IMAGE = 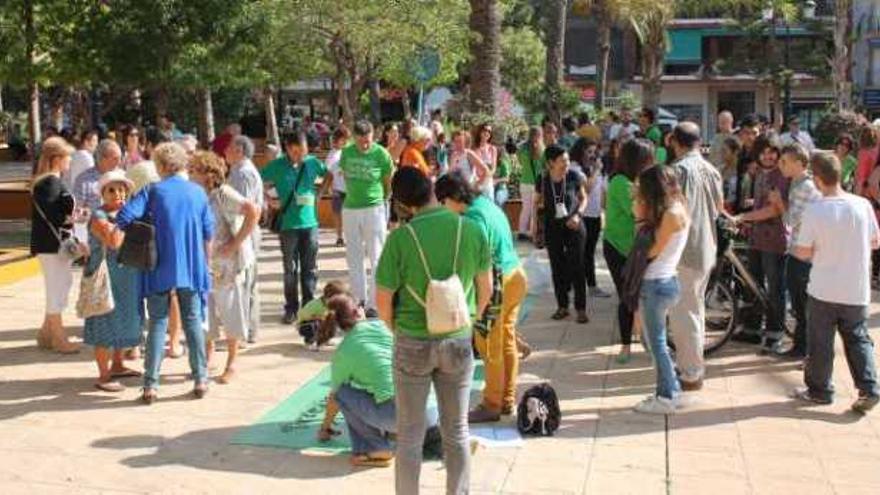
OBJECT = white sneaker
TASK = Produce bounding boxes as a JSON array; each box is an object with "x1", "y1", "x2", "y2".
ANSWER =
[
  {"x1": 589, "y1": 287, "x2": 612, "y2": 298},
  {"x1": 634, "y1": 395, "x2": 676, "y2": 415}
]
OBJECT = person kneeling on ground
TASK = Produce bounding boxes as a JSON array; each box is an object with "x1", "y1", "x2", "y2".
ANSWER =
[
  {"x1": 316, "y1": 293, "x2": 440, "y2": 467},
  {"x1": 297, "y1": 280, "x2": 349, "y2": 350}
]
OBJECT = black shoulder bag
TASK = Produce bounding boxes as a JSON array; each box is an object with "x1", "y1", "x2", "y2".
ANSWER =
[
  {"x1": 270, "y1": 164, "x2": 305, "y2": 234},
  {"x1": 118, "y1": 187, "x2": 157, "y2": 271}
]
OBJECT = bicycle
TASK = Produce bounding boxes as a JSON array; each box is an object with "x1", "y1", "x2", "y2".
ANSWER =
[{"x1": 703, "y1": 217, "x2": 795, "y2": 355}]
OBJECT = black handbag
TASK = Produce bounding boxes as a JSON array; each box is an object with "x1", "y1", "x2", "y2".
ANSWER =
[
  {"x1": 269, "y1": 163, "x2": 305, "y2": 234},
  {"x1": 118, "y1": 187, "x2": 157, "y2": 270}
]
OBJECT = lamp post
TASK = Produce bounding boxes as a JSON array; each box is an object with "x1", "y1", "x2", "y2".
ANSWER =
[{"x1": 784, "y1": 20, "x2": 792, "y2": 122}]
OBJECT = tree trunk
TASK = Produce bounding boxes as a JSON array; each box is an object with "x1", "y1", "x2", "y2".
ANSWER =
[
  {"x1": 832, "y1": 0, "x2": 854, "y2": 112},
  {"x1": 402, "y1": 90, "x2": 412, "y2": 120},
  {"x1": 49, "y1": 87, "x2": 65, "y2": 132},
  {"x1": 154, "y1": 86, "x2": 169, "y2": 124},
  {"x1": 24, "y1": 0, "x2": 40, "y2": 154},
  {"x1": 196, "y1": 87, "x2": 215, "y2": 149},
  {"x1": 544, "y1": 0, "x2": 567, "y2": 127},
  {"x1": 640, "y1": 17, "x2": 667, "y2": 112},
  {"x1": 595, "y1": 3, "x2": 612, "y2": 111},
  {"x1": 69, "y1": 87, "x2": 91, "y2": 135},
  {"x1": 368, "y1": 79, "x2": 382, "y2": 123},
  {"x1": 264, "y1": 87, "x2": 279, "y2": 146},
  {"x1": 468, "y1": 0, "x2": 502, "y2": 116}
]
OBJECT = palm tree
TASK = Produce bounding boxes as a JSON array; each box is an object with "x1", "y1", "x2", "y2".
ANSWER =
[
  {"x1": 573, "y1": 0, "x2": 624, "y2": 111},
  {"x1": 831, "y1": 0, "x2": 853, "y2": 112},
  {"x1": 468, "y1": 0, "x2": 502, "y2": 116},
  {"x1": 628, "y1": 2, "x2": 675, "y2": 112},
  {"x1": 544, "y1": 0, "x2": 568, "y2": 126}
]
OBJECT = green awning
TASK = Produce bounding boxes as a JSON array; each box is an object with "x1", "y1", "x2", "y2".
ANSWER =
[{"x1": 667, "y1": 30, "x2": 703, "y2": 63}]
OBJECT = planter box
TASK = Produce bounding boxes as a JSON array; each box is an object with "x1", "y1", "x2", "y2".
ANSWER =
[{"x1": 0, "y1": 181, "x2": 31, "y2": 220}]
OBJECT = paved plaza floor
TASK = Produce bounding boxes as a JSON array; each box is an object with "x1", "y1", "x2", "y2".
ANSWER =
[{"x1": 2, "y1": 231, "x2": 880, "y2": 494}]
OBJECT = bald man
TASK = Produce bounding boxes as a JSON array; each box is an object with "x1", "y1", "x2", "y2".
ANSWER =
[
  {"x1": 709, "y1": 111, "x2": 735, "y2": 169},
  {"x1": 669, "y1": 122, "x2": 724, "y2": 391}
]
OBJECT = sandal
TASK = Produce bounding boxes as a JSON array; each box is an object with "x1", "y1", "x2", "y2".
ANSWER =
[
  {"x1": 576, "y1": 311, "x2": 590, "y2": 324},
  {"x1": 141, "y1": 388, "x2": 157, "y2": 405},
  {"x1": 94, "y1": 380, "x2": 125, "y2": 393},
  {"x1": 351, "y1": 452, "x2": 393, "y2": 468},
  {"x1": 110, "y1": 368, "x2": 142, "y2": 379},
  {"x1": 166, "y1": 346, "x2": 186, "y2": 359},
  {"x1": 551, "y1": 308, "x2": 570, "y2": 320},
  {"x1": 193, "y1": 383, "x2": 209, "y2": 399}
]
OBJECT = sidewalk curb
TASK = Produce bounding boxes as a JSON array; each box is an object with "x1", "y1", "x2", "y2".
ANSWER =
[{"x1": 0, "y1": 253, "x2": 40, "y2": 286}]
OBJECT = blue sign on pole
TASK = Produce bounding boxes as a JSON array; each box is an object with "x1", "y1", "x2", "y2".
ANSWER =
[{"x1": 408, "y1": 48, "x2": 440, "y2": 124}]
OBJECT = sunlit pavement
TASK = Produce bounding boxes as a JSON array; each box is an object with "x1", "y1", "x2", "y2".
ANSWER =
[{"x1": 2, "y1": 230, "x2": 880, "y2": 494}]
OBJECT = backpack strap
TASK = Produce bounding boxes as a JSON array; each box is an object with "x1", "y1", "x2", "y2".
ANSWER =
[
  {"x1": 404, "y1": 223, "x2": 431, "y2": 308},
  {"x1": 452, "y1": 216, "x2": 462, "y2": 272}
]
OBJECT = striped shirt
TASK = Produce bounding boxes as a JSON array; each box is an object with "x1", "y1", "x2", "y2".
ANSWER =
[{"x1": 784, "y1": 174, "x2": 822, "y2": 254}]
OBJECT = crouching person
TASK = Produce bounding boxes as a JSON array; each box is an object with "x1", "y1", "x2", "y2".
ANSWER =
[{"x1": 317, "y1": 293, "x2": 439, "y2": 467}]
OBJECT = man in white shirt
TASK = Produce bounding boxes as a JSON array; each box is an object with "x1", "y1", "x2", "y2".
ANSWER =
[
  {"x1": 791, "y1": 152, "x2": 880, "y2": 414},
  {"x1": 780, "y1": 116, "x2": 815, "y2": 153},
  {"x1": 64, "y1": 129, "x2": 99, "y2": 192},
  {"x1": 609, "y1": 109, "x2": 641, "y2": 141}
]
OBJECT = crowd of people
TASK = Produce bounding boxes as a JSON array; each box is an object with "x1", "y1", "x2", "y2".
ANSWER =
[{"x1": 25, "y1": 103, "x2": 880, "y2": 494}]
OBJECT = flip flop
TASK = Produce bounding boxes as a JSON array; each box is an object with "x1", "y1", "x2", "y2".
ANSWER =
[
  {"x1": 351, "y1": 453, "x2": 393, "y2": 468},
  {"x1": 110, "y1": 368, "x2": 142, "y2": 379},
  {"x1": 94, "y1": 381, "x2": 125, "y2": 393}
]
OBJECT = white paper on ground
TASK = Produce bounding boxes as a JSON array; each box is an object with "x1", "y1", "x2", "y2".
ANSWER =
[{"x1": 469, "y1": 426, "x2": 524, "y2": 448}]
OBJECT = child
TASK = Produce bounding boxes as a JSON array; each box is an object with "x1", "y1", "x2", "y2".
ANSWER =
[{"x1": 297, "y1": 280, "x2": 349, "y2": 350}]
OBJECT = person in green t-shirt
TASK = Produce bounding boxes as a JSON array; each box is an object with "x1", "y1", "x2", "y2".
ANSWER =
[
  {"x1": 516, "y1": 126, "x2": 546, "y2": 239},
  {"x1": 338, "y1": 121, "x2": 395, "y2": 311},
  {"x1": 375, "y1": 168, "x2": 492, "y2": 493},
  {"x1": 835, "y1": 133, "x2": 858, "y2": 191},
  {"x1": 640, "y1": 108, "x2": 668, "y2": 165},
  {"x1": 436, "y1": 171, "x2": 528, "y2": 423},
  {"x1": 296, "y1": 280, "x2": 348, "y2": 349},
  {"x1": 603, "y1": 138, "x2": 656, "y2": 364},
  {"x1": 260, "y1": 131, "x2": 328, "y2": 324},
  {"x1": 494, "y1": 143, "x2": 513, "y2": 206},
  {"x1": 315, "y1": 293, "x2": 439, "y2": 467}
]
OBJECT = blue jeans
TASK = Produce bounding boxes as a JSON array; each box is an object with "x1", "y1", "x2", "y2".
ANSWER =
[
  {"x1": 144, "y1": 289, "x2": 207, "y2": 390},
  {"x1": 335, "y1": 384, "x2": 438, "y2": 455},
  {"x1": 394, "y1": 335, "x2": 473, "y2": 495},
  {"x1": 279, "y1": 227, "x2": 318, "y2": 314},
  {"x1": 805, "y1": 297, "x2": 879, "y2": 401},
  {"x1": 640, "y1": 277, "x2": 682, "y2": 400}
]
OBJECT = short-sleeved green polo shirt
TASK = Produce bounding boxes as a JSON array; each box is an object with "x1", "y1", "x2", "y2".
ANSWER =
[{"x1": 260, "y1": 155, "x2": 326, "y2": 230}]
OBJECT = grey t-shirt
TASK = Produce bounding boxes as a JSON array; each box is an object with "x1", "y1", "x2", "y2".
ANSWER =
[{"x1": 673, "y1": 150, "x2": 723, "y2": 273}]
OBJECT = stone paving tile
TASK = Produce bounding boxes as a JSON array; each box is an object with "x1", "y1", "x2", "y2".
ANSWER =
[{"x1": 3, "y1": 231, "x2": 880, "y2": 493}]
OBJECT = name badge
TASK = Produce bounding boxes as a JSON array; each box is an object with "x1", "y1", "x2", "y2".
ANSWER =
[
  {"x1": 555, "y1": 202, "x2": 569, "y2": 219},
  {"x1": 295, "y1": 193, "x2": 315, "y2": 206}
]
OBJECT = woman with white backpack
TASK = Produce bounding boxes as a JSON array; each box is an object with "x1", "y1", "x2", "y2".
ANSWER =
[{"x1": 375, "y1": 167, "x2": 492, "y2": 495}]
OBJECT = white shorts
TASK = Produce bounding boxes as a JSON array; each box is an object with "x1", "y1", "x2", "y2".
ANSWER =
[
  {"x1": 208, "y1": 271, "x2": 249, "y2": 341},
  {"x1": 37, "y1": 253, "x2": 74, "y2": 314}
]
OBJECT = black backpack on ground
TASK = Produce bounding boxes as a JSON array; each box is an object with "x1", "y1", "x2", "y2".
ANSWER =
[{"x1": 516, "y1": 383, "x2": 561, "y2": 436}]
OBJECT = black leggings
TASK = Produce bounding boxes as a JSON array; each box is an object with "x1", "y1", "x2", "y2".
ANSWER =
[
  {"x1": 546, "y1": 220, "x2": 587, "y2": 311},
  {"x1": 583, "y1": 216, "x2": 601, "y2": 288},
  {"x1": 602, "y1": 240, "x2": 634, "y2": 345}
]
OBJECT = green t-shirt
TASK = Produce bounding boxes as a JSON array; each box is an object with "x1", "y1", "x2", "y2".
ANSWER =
[
  {"x1": 842, "y1": 154, "x2": 858, "y2": 188},
  {"x1": 297, "y1": 298, "x2": 327, "y2": 323},
  {"x1": 645, "y1": 126, "x2": 667, "y2": 165},
  {"x1": 261, "y1": 155, "x2": 327, "y2": 230},
  {"x1": 517, "y1": 145, "x2": 545, "y2": 185},
  {"x1": 339, "y1": 143, "x2": 394, "y2": 209},
  {"x1": 604, "y1": 174, "x2": 636, "y2": 255},
  {"x1": 375, "y1": 207, "x2": 491, "y2": 340},
  {"x1": 330, "y1": 319, "x2": 395, "y2": 403},
  {"x1": 465, "y1": 195, "x2": 520, "y2": 276},
  {"x1": 496, "y1": 155, "x2": 510, "y2": 179}
]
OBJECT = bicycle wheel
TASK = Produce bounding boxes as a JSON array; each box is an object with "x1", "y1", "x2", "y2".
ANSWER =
[{"x1": 704, "y1": 279, "x2": 738, "y2": 355}]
